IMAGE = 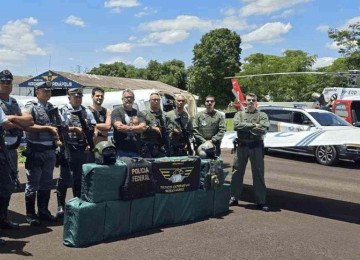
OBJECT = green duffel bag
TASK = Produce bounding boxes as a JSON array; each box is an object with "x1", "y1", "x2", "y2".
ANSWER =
[
  {"x1": 104, "y1": 200, "x2": 131, "y2": 240},
  {"x1": 153, "y1": 191, "x2": 196, "y2": 227},
  {"x1": 129, "y1": 196, "x2": 155, "y2": 233},
  {"x1": 213, "y1": 183, "x2": 231, "y2": 216},
  {"x1": 63, "y1": 198, "x2": 106, "y2": 247},
  {"x1": 82, "y1": 160, "x2": 127, "y2": 203},
  {"x1": 193, "y1": 189, "x2": 214, "y2": 220}
]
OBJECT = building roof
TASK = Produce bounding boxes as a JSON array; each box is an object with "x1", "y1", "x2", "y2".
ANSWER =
[{"x1": 53, "y1": 71, "x2": 183, "y2": 93}]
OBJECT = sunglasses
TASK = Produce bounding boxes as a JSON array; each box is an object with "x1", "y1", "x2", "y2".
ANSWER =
[
  {"x1": 123, "y1": 96, "x2": 134, "y2": 100},
  {"x1": 177, "y1": 99, "x2": 185, "y2": 102},
  {"x1": 246, "y1": 98, "x2": 256, "y2": 102},
  {"x1": 205, "y1": 100, "x2": 214, "y2": 103},
  {"x1": 151, "y1": 98, "x2": 160, "y2": 101},
  {"x1": 0, "y1": 80, "x2": 12, "y2": 84}
]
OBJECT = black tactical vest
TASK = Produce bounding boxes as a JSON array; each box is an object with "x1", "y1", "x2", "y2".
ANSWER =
[
  {"x1": 26, "y1": 100, "x2": 55, "y2": 143},
  {"x1": 120, "y1": 157, "x2": 154, "y2": 200},
  {"x1": 89, "y1": 106, "x2": 106, "y2": 124},
  {"x1": 0, "y1": 97, "x2": 23, "y2": 149},
  {"x1": 61, "y1": 105, "x2": 89, "y2": 145}
]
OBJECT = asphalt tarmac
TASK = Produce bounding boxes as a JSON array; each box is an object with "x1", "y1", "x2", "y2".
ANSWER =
[{"x1": 1, "y1": 149, "x2": 360, "y2": 259}]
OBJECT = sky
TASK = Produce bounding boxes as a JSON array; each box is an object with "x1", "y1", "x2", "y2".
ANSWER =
[{"x1": 0, "y1": 0, "x2": 359, "y2": 76}]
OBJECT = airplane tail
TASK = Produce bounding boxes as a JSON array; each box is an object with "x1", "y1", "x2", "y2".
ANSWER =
[{"x1": 231, "y1": 78, "x2": 247, "y2": 110}]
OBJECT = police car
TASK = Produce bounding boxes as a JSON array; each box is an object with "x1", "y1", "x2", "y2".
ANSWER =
[{"x1": 259, "y1": 105, "x2": 360, "y2": 166}]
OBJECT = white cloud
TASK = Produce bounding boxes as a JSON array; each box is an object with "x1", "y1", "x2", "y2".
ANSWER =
[
  {"x1": 316, "y1": 25, "x2": 329, "y2": 32},
  {"x1": 271, "y1": 9, "x2": 295, "y2": 19},
  {"x1": 139, "y1": 15, "x2": 212, "y2": 32},
  {"x1": 142, "y1": 30, "x2": 189, "y2": 44},
  {"x1": 128, "y1": 36, "x2": 137, "y2": 41},
  {"x1": 103, "y1": 42, "x2": 133, "y2": 52},
  {"x1": 239, "y1": 0, "x2": 311, "y2": 17},
  {"x1": 104, "y1": 0, "x2": 140, "y2": 12},
  {"x1": 0, "y1": 17, "x2": 45, "y2": 64},
  {"x1": 313, "y1": 57, "x2": 336, "y2": 69},
  {"x1": 242, "y1": 22, "x2": 292, "y2": 43},
  {"x1": 133, "y1": 57, "x2": 148, "y2": 68},
  {"x1": 65, "y1": 16, "x2": 86, "y2": 27},
  {"x1": 213, "y1": 16, "x2": 257, "y2": 31},
  {"x1": 135, "y1": 7, "x2": 157, "y2": 18},
  {"x1": 326, "y1": 42, "x2": 341, "y2": 51},
  {"x1": 138, "y1": 14, "x2": 256, "y2": 45},
  {"x1": 339, "y1": 16, "x2": 360, "y2": 30},
  {"x1": 241, "y1": 43, "x2": 253, "y2": 50}
]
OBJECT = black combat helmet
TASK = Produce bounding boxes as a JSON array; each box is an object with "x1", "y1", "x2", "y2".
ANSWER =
[{"x1": 94, "y1": 141, "x2": 117, "y2": 165}]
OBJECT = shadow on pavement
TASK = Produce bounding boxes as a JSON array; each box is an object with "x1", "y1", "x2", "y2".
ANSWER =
[
  {"x1": 240, "y1": 184, "x2": 360, "y2": 224},
  {"x1": 0, "y1": 240, "x2": 32, "y2": 256}
]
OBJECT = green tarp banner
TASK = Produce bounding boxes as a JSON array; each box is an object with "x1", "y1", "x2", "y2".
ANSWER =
[
  {"x1": 82, "y1": 161, "x2": 127, "y2": 203},
  {"x1": 63, "y1": 198, "x2": 106, "y2": 247}
]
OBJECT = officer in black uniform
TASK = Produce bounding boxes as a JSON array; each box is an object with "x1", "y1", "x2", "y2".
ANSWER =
[
  {"x1": 23, "y1": 81, "x2": 58, "y2": 225},
  {"x1": 56, "y1": 88, "x2": 96, "y2": 218},
  {"x1": 88, "y1": 87, "x2": 111, "y2": 144},
  {"x1": 111, "y1": 89, "x2": 146, "y2": 157},
  {"x1": 0, "y1": 69, "x2": 34, "y2": 229},
  {"x1": 140, "y1": 92, "x2": 168, "y2": 158}
]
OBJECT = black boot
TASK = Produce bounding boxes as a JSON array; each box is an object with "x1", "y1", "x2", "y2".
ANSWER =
[
  {"x1": 37, "y1": 190, "x2": 56, "y2": 222},
  {"x1": 72, "y1": 183, "x2": 81, "y2": 199},
  {"x1": 0, "y1": 238, "x2": 5, "y2": 245},
  {"x1": 56, "y1": 186, "x2": 67, "y2": 219},
  {"x1": 25, "y1": 192, "x2": 40, "y2": 226},
  {"x1": 0, "y1": 196, "x2": 19, "y2": 230}
]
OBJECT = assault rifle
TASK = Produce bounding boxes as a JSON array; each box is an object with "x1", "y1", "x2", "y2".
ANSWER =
[
  {"x1": 175, "y1": 116, "x2": 194, "y2": 155},
  {"x1": 0, "y1": 126, "x2": 21, "y2": 189},
  {"x1": 158, "y1": 114, "x2": 171, "y2": 156},
  {"x1": 71, "y1": 109, "x2": 95, "y2": 151},
  {"x1": 48, "y1": 107, "x2": 71, "y2": 165}
]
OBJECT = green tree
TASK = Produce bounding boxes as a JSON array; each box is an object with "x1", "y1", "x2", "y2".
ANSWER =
[
  {"x1": 328, "y1": 22, "x2": 360, "y2": 69},
  {"x1": 238, "y1": 50, "x2": 317, "y2": 101},
  {"x1": 187, "y1": 28, "x2": 241, "y2": 106}
]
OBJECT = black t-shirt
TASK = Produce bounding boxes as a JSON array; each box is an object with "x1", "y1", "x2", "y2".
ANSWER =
[{"x1": 111, "y1": 106, "x2": 145, "y2": 152}]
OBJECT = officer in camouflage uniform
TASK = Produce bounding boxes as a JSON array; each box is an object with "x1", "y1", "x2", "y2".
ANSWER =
[
  {"x1": 56, "y1": 88, "x2": 96, "y2": 218},
  {"x1": 23, "y1": 82, "x2": 58, "y2": 225},
  {"x1": 0, "y1": 70, "x2": 34, "y2": 230},
  {"x1": 193, "y1": 95, "x2": 226, "y2": 156},
  {"x1": 229, "y1": 93, "x2": 270, "y2": 212},
  {"x1": 140, "y1": 92, "x2": 168, "y2": 158},
  {"x1": 166, "y1": 94, "x2": 193, "y2": 156}
]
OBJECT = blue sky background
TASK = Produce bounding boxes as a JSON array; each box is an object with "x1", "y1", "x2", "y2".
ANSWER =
[{"x1": 0, "y1": 0, "x2": 359, "y2": 76}]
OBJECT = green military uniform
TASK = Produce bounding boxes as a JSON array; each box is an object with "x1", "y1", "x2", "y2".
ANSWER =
[
  {"x1": 140, "y1": 109, "x2": 167, "y2": 158},
  {"x1": 230, "y1": 108, "x2": 270, "y2": 204},
  {"x1": 166, "y1": 110, "x2": 193, "y2": 156},
  {"x1": 193, "y1": 110, "x2": 226, "y2": 156}
]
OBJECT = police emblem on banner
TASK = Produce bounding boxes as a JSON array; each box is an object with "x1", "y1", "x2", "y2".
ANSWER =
[{"x1": 152, "y1": 156, "x2": 201, "y2": 193}]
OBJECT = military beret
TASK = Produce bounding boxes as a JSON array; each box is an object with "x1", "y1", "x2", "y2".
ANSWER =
[
  {"x1": 35, "y1": 81, "x2": 52, "y2": 90},
  {"x1": 68, "y1": 87, "x2": 83, "y2": 96},
  {"x1": 0, "y1": 70, "x2": 13, "y2": 81}
]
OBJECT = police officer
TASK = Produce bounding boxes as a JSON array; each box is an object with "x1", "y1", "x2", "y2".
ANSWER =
[
  {"x1": 0, "y1": 106, "x2": 11, "y2": 245},
  {"x1": 88, "y1": 87, "x2": 111, "y2": 144},
  {"x1": 140, "y1": 92, "x2": 168, "y2": 158},
  {"x1": 56, "y1": 88, "x2": 96, "y2": 218},
  {"x1": 166, "y1": 94, "x2": 193, "y2": 156},
  {"x1": 229, "y1": 93, "x2": 270, "y2": 212},
  {"x1": 23, "y1": 81, "x2": 58, "y2": 225},
  {"x1": 111, "y1": 89, "x2": 146, "y2": 157},
  {"x1": 0, "y1": 69, "x2": 34, "y2": 229},
  {"x1": 193, "y1": 95, "x2": 226, "y2": 156}
]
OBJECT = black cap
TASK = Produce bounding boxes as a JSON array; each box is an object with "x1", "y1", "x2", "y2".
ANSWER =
[
  {"x1": 0, "y1": 70, "x2": 13, "y2": 81},
  {"x1": 35, "y1": 81, "x2": 52, "y2": 90},
  {"x1": 68, "y1": 87, "x2": 83, "y2": 96}
]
